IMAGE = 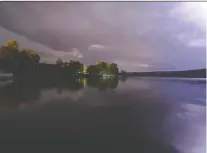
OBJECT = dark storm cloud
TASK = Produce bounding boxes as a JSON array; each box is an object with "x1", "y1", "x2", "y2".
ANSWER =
[{"x1": 0, "y1": 2, "x2": 205, "y2": 71}]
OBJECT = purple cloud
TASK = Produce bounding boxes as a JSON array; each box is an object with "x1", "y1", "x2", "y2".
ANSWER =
[{"x1": 0, "y1": 2, "x2": 205, "y2": 71}]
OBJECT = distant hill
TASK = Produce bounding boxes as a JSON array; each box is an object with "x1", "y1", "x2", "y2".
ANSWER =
[{"x1": 125, "y1": 69, "x2": 206, "y2": 78}]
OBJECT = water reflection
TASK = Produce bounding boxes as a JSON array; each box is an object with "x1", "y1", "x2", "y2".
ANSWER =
[
  {"x1": 120, "y1": 74, "x2": 128, "y2": 82},
  {"x1": 0, "y1": 76, "x2": 120, "y2": 110},
  {"x1": 0, "y1": 82, "x2": 41, "y2": 110},
  {"x1": 87, "y1": 76, "x2": 119, "y2": 90},
  {"x1": 0, "y1": 77, "x2": 205, "y2": 153},
  {"x1": 16, "y1": 76, "x2": 119, "y2": 91}
]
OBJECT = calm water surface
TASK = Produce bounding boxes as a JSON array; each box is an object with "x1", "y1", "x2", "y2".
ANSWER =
[{"x1": 0, "y1": 77, "x2": 205, "y2": 153}]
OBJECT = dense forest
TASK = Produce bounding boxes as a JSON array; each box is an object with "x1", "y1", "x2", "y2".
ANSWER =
[{"x1": 0, "y1": 40, "x2": 120, "y2": 77}]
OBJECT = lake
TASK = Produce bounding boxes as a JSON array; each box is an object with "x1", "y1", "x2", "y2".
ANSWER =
[{"x1": 0, "y1": 77, "x2": 205, "y2": 153}]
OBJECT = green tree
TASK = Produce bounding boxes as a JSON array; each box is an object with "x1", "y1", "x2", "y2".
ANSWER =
[
  {"x1": 21, "y1": 48, "x2": 40, "y2": 63},
  {"x1": 16, "y1": 49, "x2": 40, "y2": 73},
  {"x1": 69, "y1": 60, "x2": 84, "y2": 74},
  {"x1": 83, "y1": 64, "x2": 88, "y2": 74},
  {"x1": 0, "y1": 41, "x2": 20, "y2": 72},
  {"x1": 108, "y1": 63, "x2": 119, "y2": 75},
  {"x1": 0, "y1": 40, "x2": 41, "y2": 73},
  {"x1": 87, "y1": 65, "x2": 100, "y2": 75},
  {"x1": 7, "y1": 40, "x2": 19, "y2": 50},
  {"x1": 0, "y1": 46, "x2": 14, "y2": 72},
  {"x1": 96, "y1": 61, "x2": 108, "y2": 74}
]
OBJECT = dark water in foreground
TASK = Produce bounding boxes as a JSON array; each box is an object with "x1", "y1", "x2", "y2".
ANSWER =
[{"x1": 0, "y1": 77, "x2": 205, "y2": 153}]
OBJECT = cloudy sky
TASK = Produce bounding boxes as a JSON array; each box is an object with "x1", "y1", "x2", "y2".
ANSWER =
[{"x1": 0, "y1": 2, "x2": 206, "y2": 72}]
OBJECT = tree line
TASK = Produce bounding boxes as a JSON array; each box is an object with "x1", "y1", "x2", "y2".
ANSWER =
[
  {"x1": 0, "y1": 40, "x2": 122, "y2": 76},
  {"x1": 0, "y1": 76, "x2": 120, "y2": 109},
  {"x1": 0, "y1": 40, "x2": 40, "y2": 73},
  {"x1": 56, "y1": 57, "x2": 119, "y2": 75}
]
